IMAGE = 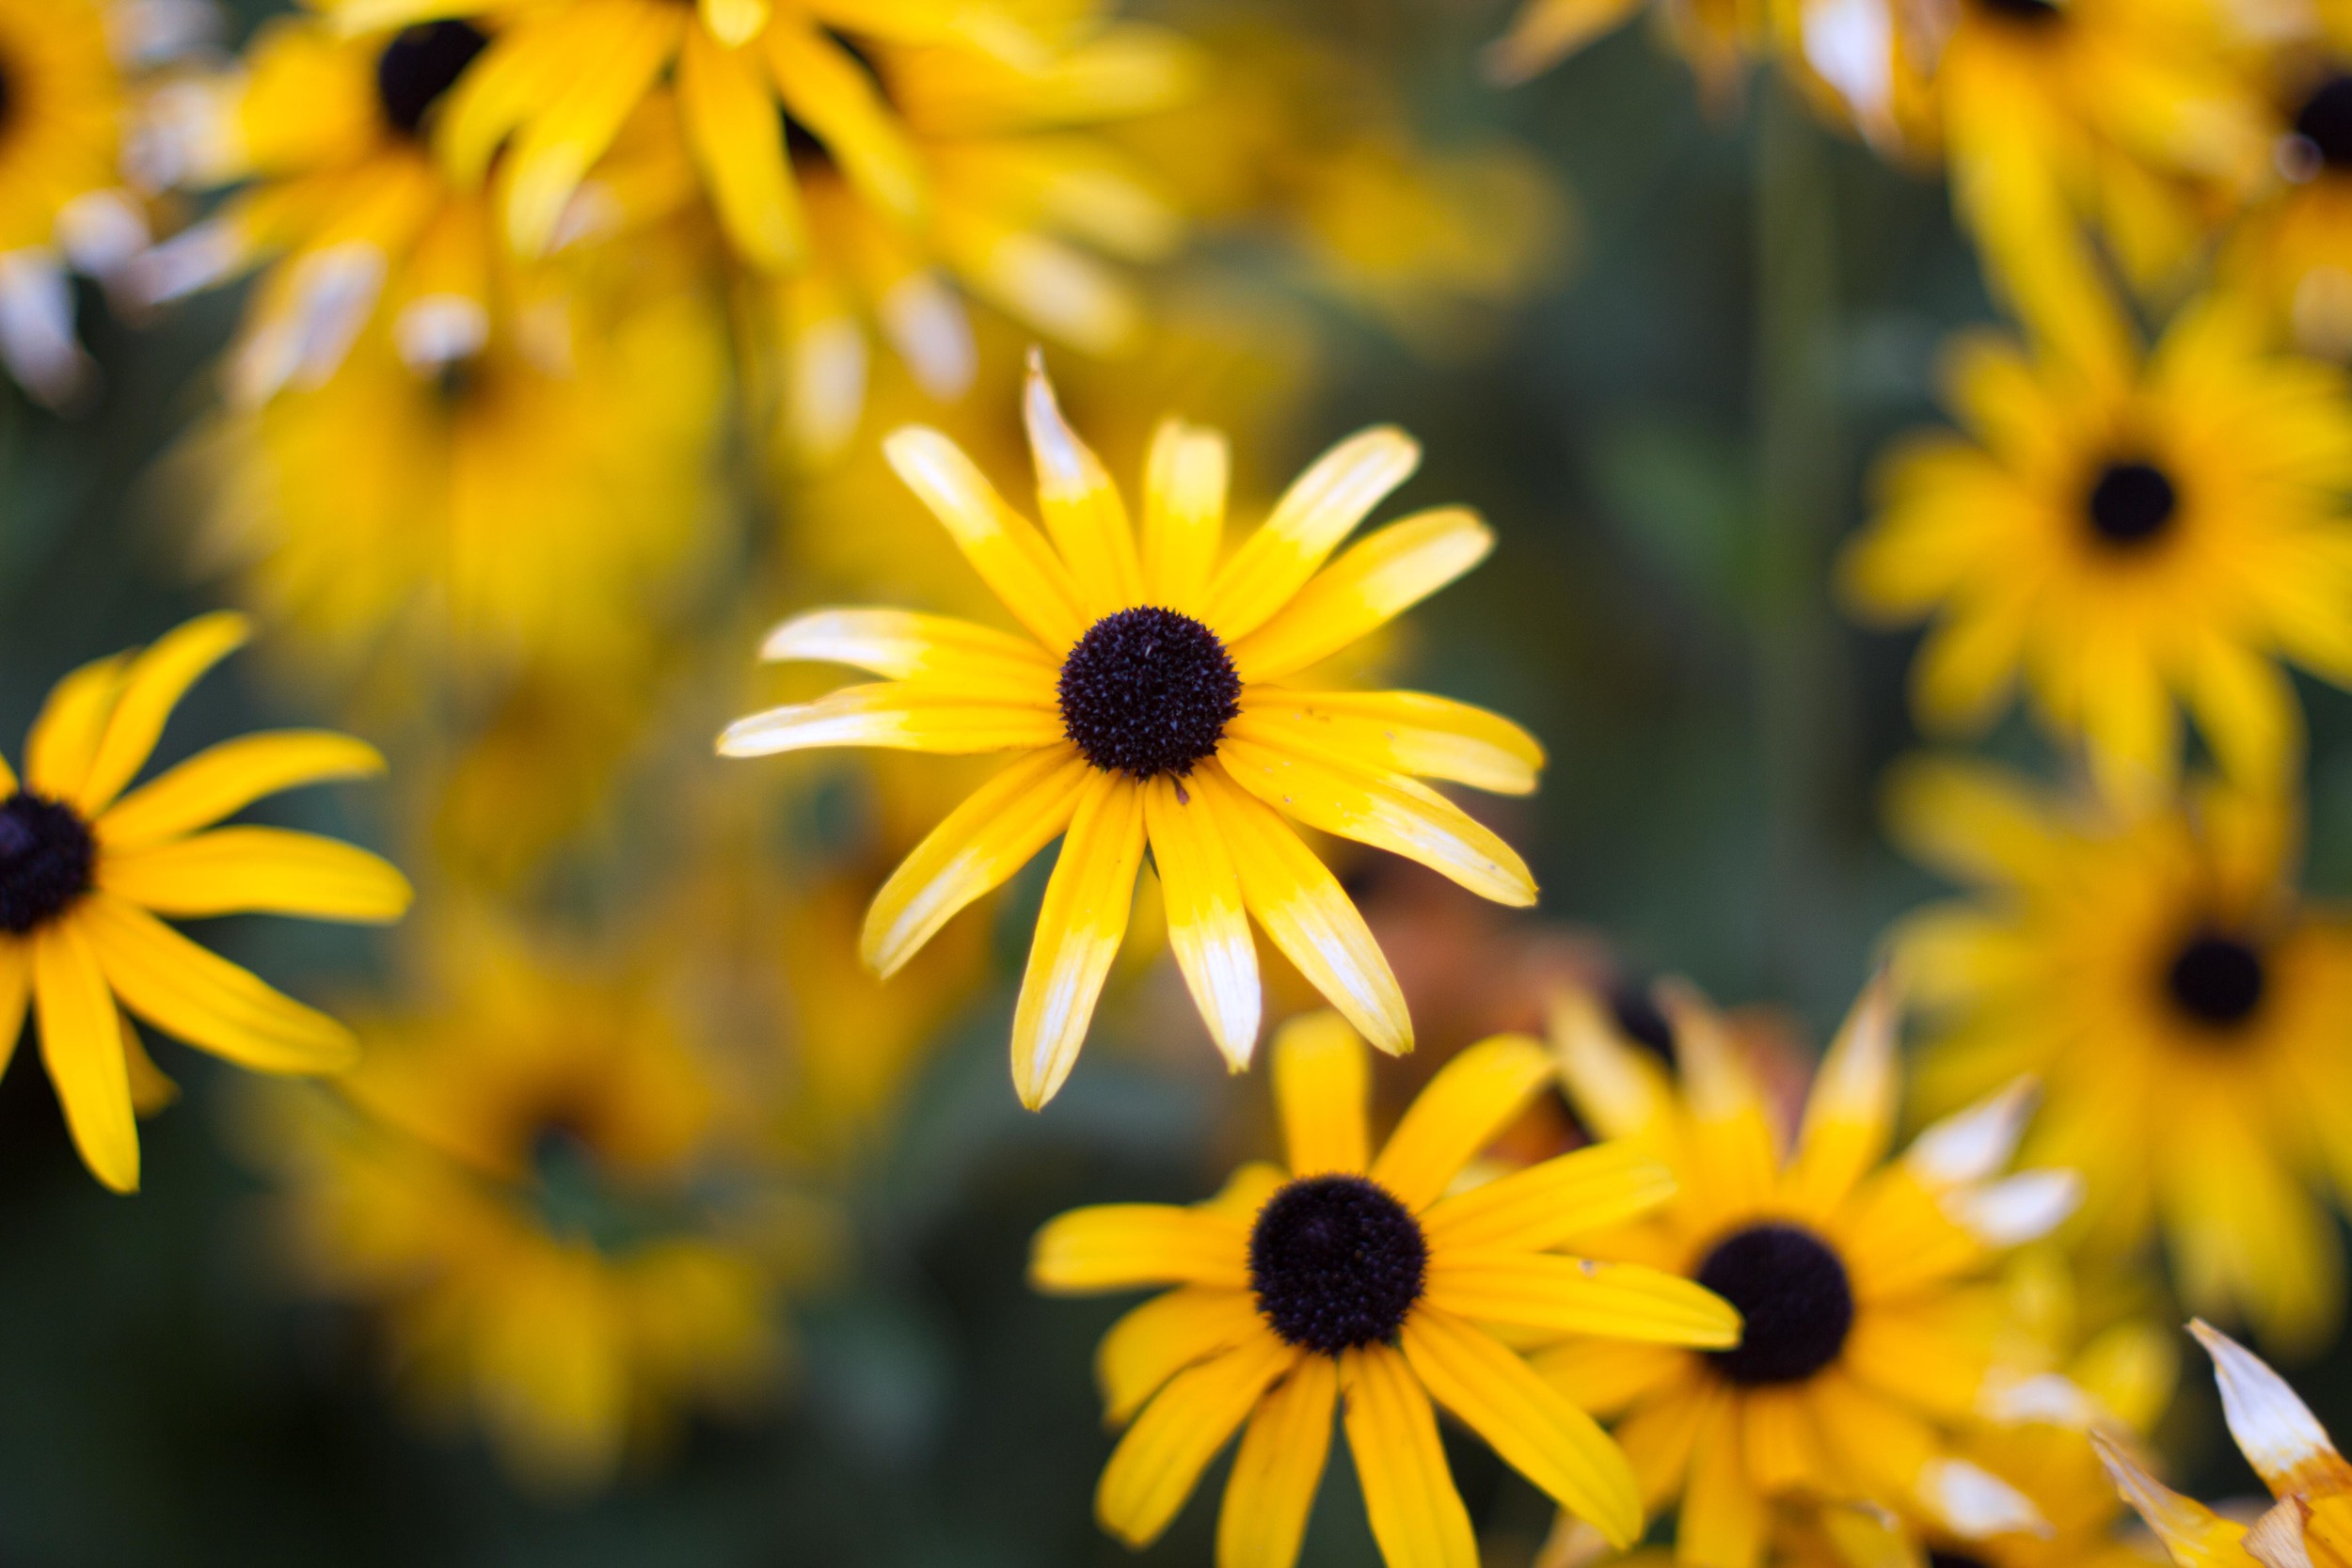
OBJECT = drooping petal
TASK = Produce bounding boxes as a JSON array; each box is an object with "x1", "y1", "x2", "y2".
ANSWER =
[
  {"x1": 94, "y1": 732, "x2": 385, "y2": 851},
  {"x1": 1421, "y1": 1143, "x2": 1677, "y2": 1255},
  {"x1": 1206, "y1": 427, "x2": 1422, "y2": 642},
  {"x1": 24, "y1": 653, "x2": 127, "y2": 802},
  {"x1": 2192, "y1": 1320, "x2": 2352, "y2": 1499},
  {"x1": 32, "y1": 921, "x2": 137, "y2": 1193},
  {"x1": 1098, "y1": 1287, "x2": 1265, "y2": 1425},
  {"x1": 718, "y1": 683, "x2": 1063, "y2": 758},
  {"x1": 1368, "y1": 1033, "x2": 1551, "y2": 1211},
  {"x1": 1781, "y1": 968, "x2": 1901, "y2": 1218},
  {"x1": 1010, "y1": 772, "x2": 1148, "y2": 1109},
  {"x1": 1216, "y1": 1353, "x2": 1336, "y2": 1568},
  {"x1": 1340, "y1": 1343, "x2": 1479, "y2": 1568},
  {"x1": 766, "y1": 17, "x2": 926, "y2": 225},
  {"x1": 100, "y1": 828, "x2": 412, "y2": 924},
  {"x1": 500, "y1": 1, "x2": 681, "y2": 257},
  {"x1": 1096, "y1": 1334, "x2": 1295, "y2": 1549},
  {"x1": 1023, "y1": 350, "x2": 1144, "y2": 615},
  {"x1": 676, "y1": 21, "x2": 804, "y2": 269},
  {"x1": 2095, "y1": 1432, "x2": 2253, "y2": 1568},
  {"x1": 1217, "y1": 735, "x2": 1535, "y2": 907},
  {"x1": 759, "y1": 608, "x2": 1057, "y2": 697},
  {"x1": 1142, "y1": 418, "x2": 1229, "y2": 618},
  {"x1": 862, "y1": 746, "x2": 1090, "y2": 976},
  {"x1": 1421, "y1": 1253, "x2": 1740, "y2": 1346},
  {"x1": 1399, "y1": 1306, "x2": 1643, "y2": 1546},
  {"x1": 1194, "y1": 763, "x2": 1409, "y2": 1055},
  {"x1": 1229, "y1": 508, "x2": 1493, "y2": 682},
  {"x1": 1231, "y1": 689, "x2": 1544, "y2": 797},
  {"x1": 1549, "y1": 988, "x2": 1675, "y2": 1143},
  {"x1": 1144, "y1": 776, "x2": 1260, "y2": 1069},
  {"x1": 1270, "y1": 1010, "x2": 1370, "y2": 1176},
  {"x1": 882, "y1": 425, "x2": 1089, "y2": 649},
  {"x1": 76, "y1": 893, "x2": 357, "y2": 1075},
  {"x1": 75, "y1": 611, "x2": 250, "y2": 814},
  {"x1": 1030, "y1": 1203, "x2": 1252, "y2": 1293}
]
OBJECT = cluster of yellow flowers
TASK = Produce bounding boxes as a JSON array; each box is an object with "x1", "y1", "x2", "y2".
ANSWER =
[{"x1": 8, "y1": 0, "x2": 2352, "y2": 1562}]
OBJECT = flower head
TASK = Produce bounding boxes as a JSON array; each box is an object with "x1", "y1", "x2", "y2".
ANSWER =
[
  {"x1": 1030, "y1": 1011, "x2": 1740, "y2": 1567},
  {"x1": 721, "y1": 353, "x2": 1545, "y2": 1107},
  {"x1": 0, "y1": 611, "x2": 411, "y2": 1192}
]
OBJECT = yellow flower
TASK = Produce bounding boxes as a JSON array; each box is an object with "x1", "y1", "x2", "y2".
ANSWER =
[
  {"x1": 2221, "y1": 47, "x2": 2352, "y2": 358},
  {"x1": 1485, "y1": 0, "x2": 1753, "y2": 94},
  {"x1": 0, "y1": 611, "x2": 411, "y2": 1194},
  {"x1": 252, "y1": 916, "x2": 823, "y2": 1495},
  {"x1": 720, "y1": 354, "x2": 1546, "y2": 1107},
  {"x1": 1030, "y1": 1011, "x2": 1740, "y2": 1566},
  {"x1": 1539, "y1": 974, "x2": 2080, "y2": 1568},
  {"x1": 2098, "y1": 1321, "x2": 2352, "y2": 1568},
  {"x1": 1889, "y1": 759, "x2": 2352, "y2": 1353},
  {"x1": 1838, "y1": 302, "x2": 2352, "y2": 802}
]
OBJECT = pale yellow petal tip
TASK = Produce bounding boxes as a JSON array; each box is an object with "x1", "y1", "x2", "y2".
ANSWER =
[
  {"x1": 2191, "y1": 1319, "x2": 2352, "y2": 1496},
  {"x1": 1919, "y1": 1457, "x2": 2047, "y2": 1540}
]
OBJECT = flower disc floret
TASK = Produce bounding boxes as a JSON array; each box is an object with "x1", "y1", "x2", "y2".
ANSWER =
[
  {"x1": 2166, "y1": 930, "x2": 2266, "y2": 1029},
  {"x1": 0, "y1": 792, "x2": 91, "y2": 934},
  {"x1": 1694, "y1": 1222, "x2": 1855, "y2": 1386},
  {"x1": 2085, "y1": 459, "x2": 2177, "y2": 547},
  {"x1": 374, "y1": 22, "x2": 487, "y2": 139},
  {"x1": 1057, "y1": 606, "x2": 1241, "y2": 780},
  {"x1": 2296, "y1": 76, "x2": 2352, "y2": 171},
  {"x1": 1248, "y1": 1173, "x2": 1427, "y2": 1354}
]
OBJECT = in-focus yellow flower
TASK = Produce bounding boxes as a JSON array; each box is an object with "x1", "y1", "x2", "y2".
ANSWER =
[
  {"x1": 2098, "y1": 1321, "x2": 2352, "y2": 1568},
  {"x1": 251, "y1": 916, "x2": 821, "y2": 1495},
  {"x1": 721, "y1": 354, "x2": 1546, "y2": 1107},
  {"x1": 1890, "y1": 759, "x2": 2352, "y2": 1353},
  {"x1": 1838, "y1": 302, "x2": 2352, "y2": 802},
  {"x1": 1538, "y1": 975, "x2": 2080, "y2": 1568},
  {"x1": 1030, "y1": 1012, "x2": 1740, "y2": 1567},
  {"x1": 0, "y1": 611, "x2": 411, "y2": 1193},
  {"x1": 1485, "y1": 0, "x2": 1752, "y2": 94}
]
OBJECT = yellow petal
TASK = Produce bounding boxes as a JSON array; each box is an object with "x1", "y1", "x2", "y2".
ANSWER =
[
  {"x1": 1217, "y1": 735, "x2": 1536, "y2": 908},
  {"x1": 1369, "y1": 1033, "x2": 1551, "y2": 1211},
  {"x1": 1144, "y1": 776, "x2": 1260, "y2": 1069},
  {"x1": 1422, "y1": 1253, "x2": 1740, "y2": 1346},
  {"x1": 1679, "y1": 1400, "x2": 1765, "y2": 1568},
  {"x1": 76, "y1": 611, "x2": 250, "y2": 814},
  {"x1": 437, "y1": 18, "x2": 569, "y2": 185},
  {"x1": 1421, "y1": 1143, "x2": 1677, "y2": 1254},
  {"x1": 677, "y1": 20, "x2": 803, "y2": 269},
  {"x1": 1400, "y1": 1305, "x2": 1642, "y2": 1546},
  {"x1": 2094, "y1": 1432, "x2": 2250, "y2": 1568},
  {"x1": 718, "y1": 683, "x2": 1063, "y2": 758},
  {"x1": 1528, "y1": 1339, "x2": 1687, "y2": 1420},
  {"x1": 759, "y1": 608, "x2": 1056, "y2": 696},
  {"x1": 1010, "y1": 772, "x2": 1147, "y2": 1109},
  {"x1": 1270, "y1": 1010, "x2": 1370, "y2": 1176},
  {"x1": 1031, "y1": 1202, "x2": 1251, "y2": 1293},
  {"x1": 699, "y1": 0, "x2": 771, "y2": 48},
  {"x1": 1023, "y1": 350, "x2": 1144, "y2": 616},
  {"x1": 2192, "y1": 1320, "x2": 2352, "y2": 1498},
  {"x1": 1142, "y1": 418, "x2": 1229, "y2": 618},
  {"x1": 1340, "y1": 1342, "x2": 1478, "y2": 1568},
  {"x1": 77, "y1": 893, "x2": 357, "y2": 1075},
  {"x1": 33, "y1": 920, "x2": 137, "y2": 1193},
  {"x1": 1194, "y1": 763, "x2": 1410, "y2": 1055},
  {"x1": 1097, "y1": 1334, "x2": 1295, "y2": 1549},
  {"x1": 1232, "y1": 689, "x2": 1544, "y2": 797},
  {"x1": 1230, "y1": 507, "x2": 1492, "y2": 682},
  {"x1": 882, "y1": 425, "x2": 1089, "y2": 650},
  {"x1": 1548, "y1": 988, "x2": 1675, "y2": 1142},
  {"x1": 1781, "y1": 969, "x2": 1900, "y2": 1219},
  {"x1": 501, "y1": 1, "x2": 681, "y2": 256},
  {"x1": 94, "y1": 731, "x2": 384, "y2": 851},
  {"x1": 765, "y1": 18, "x2": 925, "y2": 225},
  {"x1": 101, "y1": 828, "x2": 410, "y2": 924},
  {"x1": 862, "y1": 746, "x2": 1090, "y2": 976},
  {"x1": 120, "y1": 1009, "x2": 178, "y2": 1117},
  {"x1": 24, "y1": 653, "x2": 127, "y2": 803},
  {"x1": 1098, "y1": 1287, "x2": 1264, "y2": 1425},
  {"x1": 1217, "y1": 1353, "x2": 1336, "y2": 1568},
  {"x1": 1206, "y1": 426, "x2": 1422, "y2": 642},
  {"x1": 1483, "y1": 0, "x2": 1645, "y2": 83}
]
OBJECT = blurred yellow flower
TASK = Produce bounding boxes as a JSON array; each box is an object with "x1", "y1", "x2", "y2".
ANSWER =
[
  {"x1": 2223, "y1": 44, "x2": 2352, "y2": 358},
  {"x1": 2098, "y1": 1321, "x2": 2351, "y2": 1568},
  {"x1": 722, "y1": 354, "x2": 1545, "y2": 1107},
  {"x1": 253, "y1": 916, "x2": 822, "y2": 1495},
  {"x1": 1031, "y1": 1011, "x2": 1739, "y2": 1567},
  {"x1": 1839, "y1": 302, "x2": 2352, "y2": 802},
  {"x1": 0, "y1": 611, "x2": 410, "y2": 1193},
  {"x1": 1890, "y1": 758, "x2": 2352, "y2": 1354},
  {"x1": 1539, "y1": 975, "x2": 2079, "y2": 1568}
]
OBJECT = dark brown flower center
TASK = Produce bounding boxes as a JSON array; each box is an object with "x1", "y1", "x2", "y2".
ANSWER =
[
  {"x1": 1695, "y1": 1223, "x2": 1854, "y2": 1386},
  {"x1": 2166, "y1": 929, "x2": 2266, "y2": 1030},
  {"x1": 2085, "y1": 459, "x2": 2177, "y2": 547},
  {"x1": 1057, "y1": 607, "x2": 1241, "y2": 779},
  {"x1": 2296, "y1": 75, "x2": 2352, "y2": 171},
  {"x1": 1249, "y1": 1174, "x2": 1428, "y2": 1354},
  {"x1": 0, "y1": 792, "x2": 94, "y2": 935},
  {"x1": 1976, "y1": 0, "x2": 2062, "y2": 23},
  {"x1": 376, "y1": 22, "x2": 488, "y2": 140},
  {"x1": 1608, "y1": 976, "x2": 1677, "y2": 1065}
]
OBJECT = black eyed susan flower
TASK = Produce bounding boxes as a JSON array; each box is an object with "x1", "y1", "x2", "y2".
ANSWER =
[
  {"x1": 2098, "y1": 1321, "x2": 2352, "y2": 1568},
  {"x1": 1539, "y1": 974, "x2": 2082, "y2": 1568},
  {"x1": 1890, "y1": 759, "x2": 2352, "y2": 1353},
  {"x1": 1031, "y1": 1012, "x2": 1740, "y2": 1567},
  {"x1": 2226, "y1": 46, "x2": 2352, "y2": 358},
  {"x1": 1838, "y1": 302, "x2": 2352, "y2": 803},
  {"x1": 0, "y1": 612, "x2": 411, "y2": 1193},
  {"x1": 721, "y1": 354, "x2": 1545, "y2": 1107}
]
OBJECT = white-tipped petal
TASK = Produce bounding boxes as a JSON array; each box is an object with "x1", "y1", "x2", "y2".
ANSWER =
[
  {"x1": 1918, "y1": 1458, "x2": 2046, "y2": 1539},
  {"x1": 106, "y1": 0, "x2": 225, "y2": 68},
  {"x1": 2246, "y1": 1497, "x2": 2316, "y2": 1568},
  {"x1": 784, "y1": 314, "x2": 867, "y2": 461},
  {"x1": 1979, "y1": 1371, "x2": 2098, "y2": 1427},
  {"x1": 1943, "y1": 1169, "x2": 2081, "y2": 1246},
  {"x1": 129, "y1": 218, "x2": 242, "y2": 304},
  {"x1": 880, "y1": 274, "x2": 975, "y2": 400},
  {"x1": 393, "y1": 295, "x2": 489, "y2": 372},
  {"x1": 0, "y1": 250, "x2": 89, "y2": 408},
  {"x1": 2193, "y1": 1320, "x2": 2352, "y2": 1498},
  {"x1": 2094, "y1": 1430, "x2": 2252, "y2": 1567},
  {"x1": 56, "y1": 191, "x2": 150, "y2": 280},
  {"x1": 1906, "y1": 1077, "x2": 2038, "y2": 1186}
]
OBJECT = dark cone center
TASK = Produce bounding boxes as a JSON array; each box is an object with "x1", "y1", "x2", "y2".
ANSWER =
[
  {"x1": 2296, "y1": 75, "x2": 2352, "y2": 170},
  {"x1": 1976, "y1": 0, "x2": 2062, "y2": 21},
  {"x1": 377, "y1": 21, "x2": 489, "y2": 139},
  {"x1": 2167, "y1": 930, "x2": 2266, "y2": 1030},
  {"x1": 1607, "y1": 976, "x2": 1677, "y2": 1066},
  {"x1": 1928, "y1": 1555, "x2": 1994, "y2": 1568},
  {"x1": 0, "y1": 792, "x2": 94, "y2": 935},
  {"x1": 1057, "y1": 606, "x2": 1241, "y2": 779},
  {"x1": 2086, "y1": 459, "x2": 2177, "y2": 547},
  {"x1": 1249, "y1": 1174, "x2": 1428, "y2": 1354},
  {"x1": 1695, "y1": 1223, "x2": 1854, "y2": 1386}
]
